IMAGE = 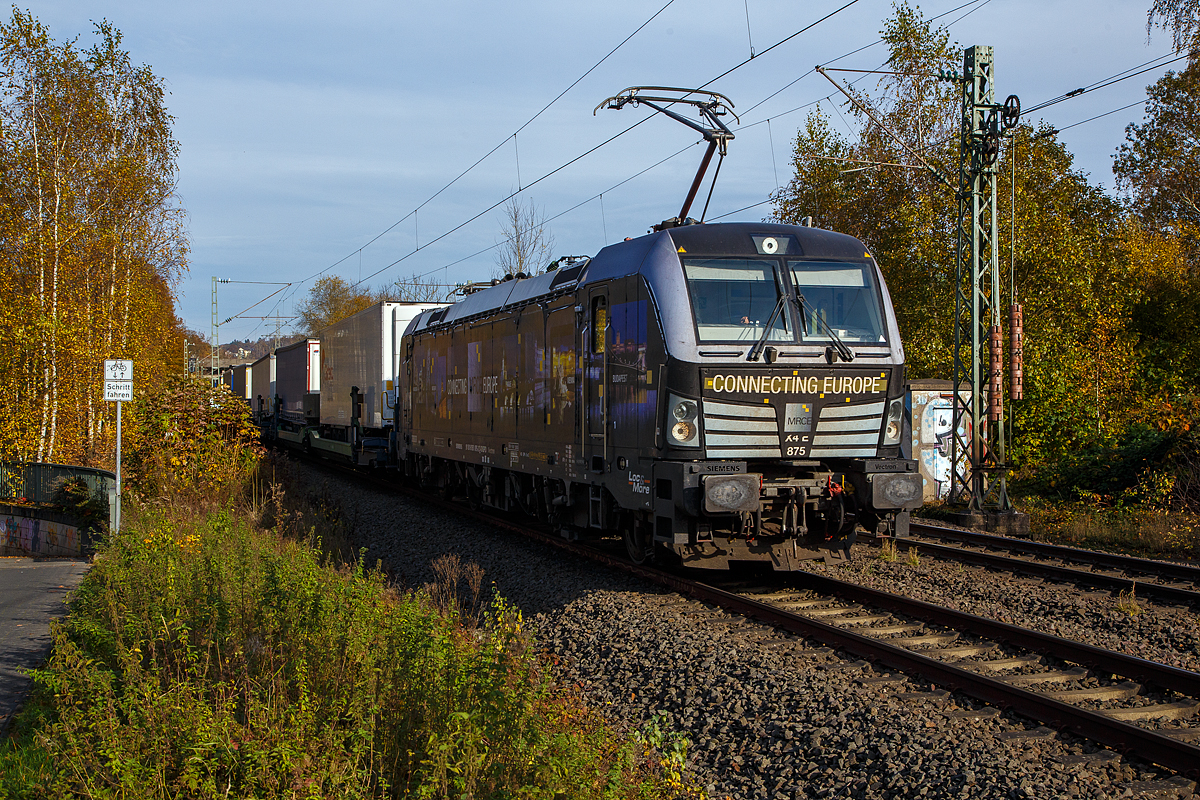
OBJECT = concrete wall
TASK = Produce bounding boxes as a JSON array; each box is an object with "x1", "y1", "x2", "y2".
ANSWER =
[
  {"x1": 908, "y1": 379, "x2": 975, "y2": 503},
  {"x1": 1, "y1": 505, "x2": 82, "y2": 557}
]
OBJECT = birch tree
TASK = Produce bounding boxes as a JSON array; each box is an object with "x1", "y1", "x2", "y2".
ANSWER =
[{"x1": 0, "y1": 11, "x2": 188, "y2": 467}]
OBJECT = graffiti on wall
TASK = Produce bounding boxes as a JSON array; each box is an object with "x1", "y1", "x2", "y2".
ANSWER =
[
  {"x1": 911, "y1": 394, "x2": 973, "y2": 501},
  {"x1": 1, "y1": 513, "x2": 80, "y2": 556}
]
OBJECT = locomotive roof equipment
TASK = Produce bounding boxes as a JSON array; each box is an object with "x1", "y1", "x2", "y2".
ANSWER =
[{"x1": 596, "y1": 86, "x2": 739, "y2": 230}]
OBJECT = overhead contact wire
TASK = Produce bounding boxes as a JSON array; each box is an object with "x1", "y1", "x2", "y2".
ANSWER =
[
  {"x1": 297, "y1": 0, "x2": 678, "y2": 287},
  {"x1": 348, "y1": 1, "x2": 876, "y2": 289}
]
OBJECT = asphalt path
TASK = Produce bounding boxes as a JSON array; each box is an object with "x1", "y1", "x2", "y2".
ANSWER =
[{"x1": 0, "y1": 557, "x2": 89, "y2": 734}]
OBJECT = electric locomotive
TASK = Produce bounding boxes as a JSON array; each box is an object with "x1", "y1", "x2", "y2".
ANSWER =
[{"x1": 398, "y1": 220, "x2": 922, "y2": 569}]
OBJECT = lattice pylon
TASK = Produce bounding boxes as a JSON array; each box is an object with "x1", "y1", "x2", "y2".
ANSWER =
[{"x1": 950, "y1": 45, "x2": 1011, "y2": 513}]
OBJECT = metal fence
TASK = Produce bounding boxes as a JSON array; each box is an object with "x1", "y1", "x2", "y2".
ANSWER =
[{"x1": 0, "y1": 462, "x2": 116, "y2": 530}]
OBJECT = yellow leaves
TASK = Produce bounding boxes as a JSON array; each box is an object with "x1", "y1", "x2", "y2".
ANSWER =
[{"x1": 0, "y1": 10, "x2": 187, "y2": 469}]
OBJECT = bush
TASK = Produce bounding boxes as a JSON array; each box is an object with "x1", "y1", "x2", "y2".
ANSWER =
[
  {"x1": 1016, "y1": 423, "x2": 1178, "y2": 506},
  {"x1": 49, "y1": 476, "x2": 109, "y2": 537},
  {"x1": 0, "y1": 504, "x2": 689, "y2": 799},
  {"x1": 126, "y1": 376, "x2": 264, "y2": 501}
]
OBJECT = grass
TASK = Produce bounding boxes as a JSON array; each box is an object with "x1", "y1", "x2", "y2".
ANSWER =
[
  {"x1": 0, "y1": 499, "x2": 697, "y2": 799},
  {"x1": 905, "y1": 544, "x2": 921, "y2": 567},
  {"x1": 1020, "y1": 498, "x2": 1200, "y2": 561},
  {"x1": 1116, "y1": 584, "x2": 1142, "y2": 617},
  {"x1": 878, "y1": 537, "x2": 899, "y2": 562},
  {"x1": 917, "y1": 496, "x2": 1200, "y2": 562}
]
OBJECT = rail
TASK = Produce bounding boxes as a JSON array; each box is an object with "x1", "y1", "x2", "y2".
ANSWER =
[
  {"x1": 909, "y1": 521, "x2": 1200, "y2": 584},
  {"x1": 299, "y1": 453, "x2": 1200, "y2": 777}
]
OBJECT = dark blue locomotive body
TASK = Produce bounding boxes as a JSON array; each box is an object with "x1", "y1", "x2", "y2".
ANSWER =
[{"x1": 390, "y1": 221, "x2": 922, "y2": 568}]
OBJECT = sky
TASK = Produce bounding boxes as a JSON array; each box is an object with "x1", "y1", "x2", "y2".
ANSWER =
[{"x1": 23, "y1": 0, "x2": 1184, "y2": 342}]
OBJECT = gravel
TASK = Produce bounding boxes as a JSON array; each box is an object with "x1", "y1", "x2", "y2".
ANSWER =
[
  {"x1": 799, "y1": 552, "x2": 1200, "y2": 673},
  {"x1": 291, "y1": 459, "x2": 1196, "y2": 799}
]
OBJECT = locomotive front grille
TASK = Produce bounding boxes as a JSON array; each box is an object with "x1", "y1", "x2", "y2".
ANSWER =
[
  {"x1": 808, "y1": 401, "x2": 884, "y2": 458},
  {"x1": 703, "y1": 400, "x2": 782, "y2": 459}
]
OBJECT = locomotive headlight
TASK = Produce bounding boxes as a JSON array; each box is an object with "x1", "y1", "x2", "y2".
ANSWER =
[
  {"x1": 667, "y1": 394, "x2": 701, "y2": 446},
  {"x1": 672, "y1": 399, "x2": 697, "y2": 422},
  {"x1": 882, "y1": 398, "x2": 904, "y2": 445}
]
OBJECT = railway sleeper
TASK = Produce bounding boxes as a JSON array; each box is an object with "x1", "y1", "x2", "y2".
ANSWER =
[
  {"x1": 1044, "y1": 680, "x2": 1141, "y2": 701},
  {"x1": 999, "y1": 667, "x2": 1089, "y2": 686},
  {"x1": 969, "y1": 655, "x2": 1044, "y2": 672},
  {"x1": 1100, "y1": 701, "x2": 1200, "y2": 723}
]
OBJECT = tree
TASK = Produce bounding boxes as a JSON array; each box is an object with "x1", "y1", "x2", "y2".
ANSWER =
[
  {"x1": 1113, "y1": 63, "x2": 1200, "y2": 247},
  {"x1": 768, "y1": 1, "x2": 1174, "y2": 467},
  {"x1": 1147, "y1": 0, "x2": 1200, "y2": 61},
  {"x1": 493, "y1": 197, "x2": 554, "y2": 278},
  {"x1": 1112, "y1": 62, "x2": 1200, "y2": 406},
  {"x1": 296, "y1": 276, "x2": 375, "y2": 334},
  {"x1": 0, "y1": 11, "x2": 188, "y2": 467},
  {"x1": 771, "y1": 1, "x2": 962, "y2": 379}
]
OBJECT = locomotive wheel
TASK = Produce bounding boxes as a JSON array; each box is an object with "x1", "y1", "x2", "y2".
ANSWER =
[{"x1": 623, "y1": 517, "x2": 654, "y2": 565}]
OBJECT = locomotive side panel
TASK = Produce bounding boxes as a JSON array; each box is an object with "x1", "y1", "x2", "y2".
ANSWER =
[
  {"x1": 449, "y1": 324, "x2": 467, "y2": 435},
  {"x1": 494, "y1": 315, "x2": 517, "y2": 443},
  {"x1": 517, "y1": 303, "x2": 544, "y2": 458},
  {"x1": 603, "y1": 275, "x2": 657, "y2": 510},
  {"x1": 545, "y1": 301, "x2": 579, "y2": 478}
]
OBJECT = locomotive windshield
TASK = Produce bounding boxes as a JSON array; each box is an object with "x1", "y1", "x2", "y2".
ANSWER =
[
  {"x1": 788, "y1": 261, "x2": 887, "y2": 344},
  {"x1": 683, "y1": 258, "x2": 790, "y2": 343}
]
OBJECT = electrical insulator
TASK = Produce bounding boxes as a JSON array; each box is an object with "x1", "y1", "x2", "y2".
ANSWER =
[
  {"x1": 989, "y1": 325, "x2": 1004, "y2": 422},
  {"x1": 1009, "y1": 304, "x2": 1024, "y2": 401}
]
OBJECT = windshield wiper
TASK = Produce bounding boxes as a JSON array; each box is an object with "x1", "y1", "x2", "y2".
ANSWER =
[
  {"x1": 747, "y1": 294, "x2": 787, "y2": 362},
  {"x1": 795, "y1": 293, "x2": 855, "y2": 363}
]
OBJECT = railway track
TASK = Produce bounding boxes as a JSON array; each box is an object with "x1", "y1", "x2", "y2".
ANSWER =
[
  {"x1": 713, "y1": 573, "x2": 1200, "y2": 778},
  {"x1": 854, "y1": 522, "x2": 1200, "y2": 607},
  {"x1": 302, "y1": 454, "x2": 1200, "y2": 781}
]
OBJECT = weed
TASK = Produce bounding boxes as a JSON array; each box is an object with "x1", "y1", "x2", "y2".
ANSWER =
[
  {"x1": 879, "y1": 537, "x2": 899, "y2": 562},
  {"x1": 906, "y1": 544, "x2": 921, "y2": 567},
  {"x1": 1117, "y1": 584, "x2": 1142, "y2": 616},
  {"x1": 424, "y1": 553, "x2": 488, "y2": 629},
  {"x1": 635, "y1": 712, "x2": 703, "y2": 799},
  {"x1": 0, "y1": 504, "x2": 693, "y2": 799},
  {"x1": 1022, "y1": 497, "x2": 1200, "y2": 560}
]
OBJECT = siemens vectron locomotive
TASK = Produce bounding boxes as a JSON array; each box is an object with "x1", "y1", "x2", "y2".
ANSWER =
[
  {"x1": 273, "y1": 219, "x2": 923, "y2": 570},
  {"x1": 267, "y1": 87, "x2": 923, "y2": 568}
]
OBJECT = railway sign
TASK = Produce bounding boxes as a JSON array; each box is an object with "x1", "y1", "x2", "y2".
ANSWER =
[{"x1": 104, "y1": 359, "x2": 133, "y2": 381}]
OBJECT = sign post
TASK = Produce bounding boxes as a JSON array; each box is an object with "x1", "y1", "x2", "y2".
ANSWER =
[{"x1": 103, "y1": 359, "x2": 134, "y2": 532}]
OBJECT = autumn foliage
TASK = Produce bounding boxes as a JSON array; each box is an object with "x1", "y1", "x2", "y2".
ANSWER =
[
  {"x1": 771, "y1": 2, "x2": 1200, "y2": 503},
  {"x1": 0, "y1": 11, "x2": 189, "y2": 470}
]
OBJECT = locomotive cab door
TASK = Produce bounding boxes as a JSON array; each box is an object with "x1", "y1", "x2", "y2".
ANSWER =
[{"x1": 585, "y1": 287, "x2": 609, "y2": 473}]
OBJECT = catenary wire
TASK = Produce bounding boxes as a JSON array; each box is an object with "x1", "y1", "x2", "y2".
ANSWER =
[
  {"x1": 739, "y1": 0, "x2": 989, "y2": 119},
  {"x1": 238, "y1": 0, "x2": 986, "y2": 338},
  {"x1": 364, "y1": 1, "x2": 1167, "y2": 300},
  {"x1": 1023, "y1": 53, "x2": 1186, "y2": 115},
  {"x1": 293, "y1": 0, "x2": 679, "y2": 287},
  {"x1": 340, "y1": 1, "x2": 874, "y2": 293},
  {"x1": 257, "y1": 0, "x2": 970, "y2": 336},
  {"x1": 392, "y1": 141, "x2": 704, "y2": 287},
  {"x1": 1051, "y1": 99, "x2": 1148, "y2": 134}
]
